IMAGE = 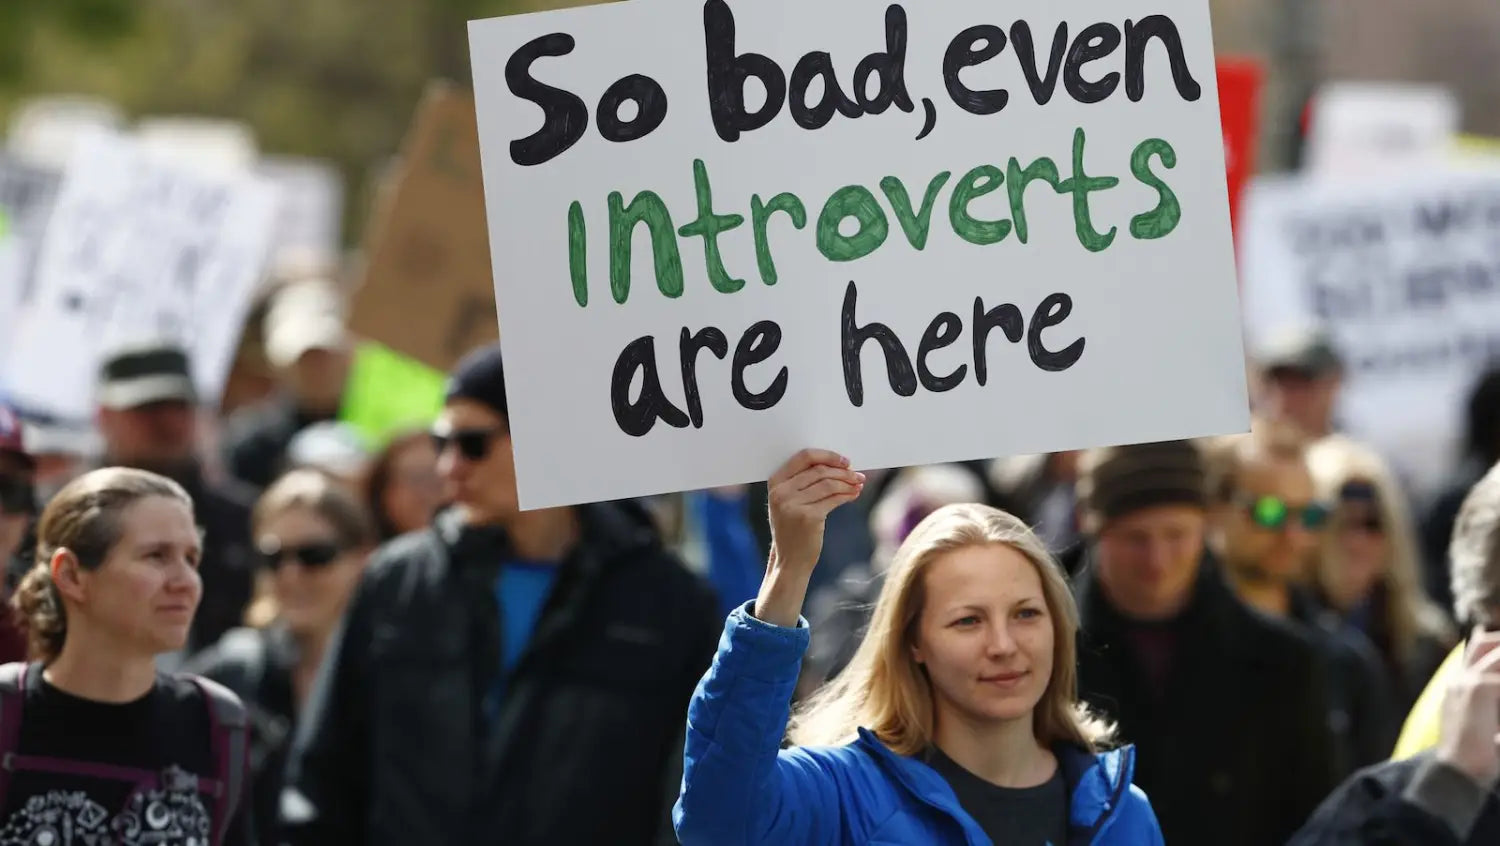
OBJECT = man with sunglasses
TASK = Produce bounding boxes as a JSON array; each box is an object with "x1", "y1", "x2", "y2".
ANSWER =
[
  {"x1": 1207, "y1": 424, "x2": 1396, "y2": 778},
  {"x1": 0, "y1": 400, "x2": 35, "y2": 663},
  {"x1": 1072, "y1": 440, "x2": 1340, "y2": 846},
  {"x1": 1289, "y1": 460, "x2": 1500, "y2": 845},
  {"x1": 282, "y1": 342, "x2": 722, "y2": 846}
]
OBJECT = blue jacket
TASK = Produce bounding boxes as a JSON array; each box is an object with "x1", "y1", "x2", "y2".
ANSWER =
[{"x1": 675, "y1": 602, "x2": 1164, "y2": 846}]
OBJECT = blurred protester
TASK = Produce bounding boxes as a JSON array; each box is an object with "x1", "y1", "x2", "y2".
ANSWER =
[
  {"x1": 1256, "y1": 325, "x2": 1345, "y2": 441},
  {"x1": 223, "y1": 278, "x2": 352, "y2": 491},
  {"x1": 187, "y1": 469, "x2": 376, "y2": 846},
  {"x1": 989, "y1": 451, "x2": 1083, "y2": 558},
  {"x1": 1289, "y1": 461, "x2": 1500, "y2": 845},
  {"x1": 1071, "y1": 440, "x2": 1339, "y2": 846},
  {"x1": 96, "y1": 344, "x2": 256, "y2": 660},
  {"x1": 21, "y1": 417, "x2": 96, "y2": 506},
  {"x1": 1, "y1": 467, "x2": 251, "y2": 843},
  {"x1": 0, "y1": 402, "x2": 36, "y2": 663},
  {"x1": 688, "y1": 486, "x2": 766, "y2": 620},
  {"x1": 220, "y1": 292, "x2": 278, "y2": 418},
  {"x1": 798, "y1": 463, "x2": 985, "y2": 698},
  {"x1": 282, "y1": 421, "x2": 370, "y2": 493},
  {"x1": 1205, "y1": 426, "x2": 1396, "y2": 772},
  {"x1": 674, "y1": 449, "x2": 1163, "y2": 846},
  {"x1": 1421, "y1": 366, "x2": 1500, "y2": 615},
  {"x1": 1309, "y1": 438, "x2": 1457, "y2": 711},
  {"x1": 281, "y1": 342, "x2": 721, "y2": 846},
  {"x1": 362, "y1": 428, "x2": 443, "y2": 541}
]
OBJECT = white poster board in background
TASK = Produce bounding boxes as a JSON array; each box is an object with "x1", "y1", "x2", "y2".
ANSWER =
[
  {"x1": 1239, "y1": 169, "x2": 1500, "y2": 494},
  {"x1": 1305, "y1": 83, "x2": 1460, "y2": 180},
  {"x1": 469, "y1": 0, "x2": 1249, "y2": 509},
  {"x1": 6, "y1": 131, "x2": 277, "y2": 424},
  {"x1": 257, "y1": 156, "x2": 345, "y2": 266}
]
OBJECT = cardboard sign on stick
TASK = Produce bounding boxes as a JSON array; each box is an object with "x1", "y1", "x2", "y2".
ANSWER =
[
  {"x1": 469, "y1": 0, "x2": 1251, "y2": 509},
  {"x1": 6, "y1": 131, "x2": 276, "y2": 423},
  {"x1": 351, "y1": 83, "x2": 498, "y2": 372}
]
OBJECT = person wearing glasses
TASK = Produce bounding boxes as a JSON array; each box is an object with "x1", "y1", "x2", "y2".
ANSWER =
[
  {"x1": 185, "y1": 468, "x2": 376, "y2": 846},
  {"x1": 280, "y1": 342, "x2": 722, "y2": 846},
  {"x1": 1070, "y1": 439, "x2": 1340, "y2": 846},
  {"x1": 1204, "y1": 424, "x2": 1397, "y2": 776}
]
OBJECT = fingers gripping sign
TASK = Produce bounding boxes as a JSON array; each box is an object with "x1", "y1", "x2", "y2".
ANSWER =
[{"x1": 756, "y1": 449, "x2": 865, "y2": 627}]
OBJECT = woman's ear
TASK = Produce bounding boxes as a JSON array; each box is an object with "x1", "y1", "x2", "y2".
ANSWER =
[{"x1": 50, "y1": 548, "x2": 86, "y2": 604}]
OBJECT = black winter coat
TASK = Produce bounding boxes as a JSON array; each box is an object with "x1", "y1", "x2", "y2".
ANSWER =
[
  {"x1": 1074, "y1": 551, "x2": 1341, "y2": 846},
  {"x1": 281, "y1": 502, "x2": 721, "y2": 846},
  {"x1": 1289, "y1": 753, "x2": 1500, "y2": 845}
]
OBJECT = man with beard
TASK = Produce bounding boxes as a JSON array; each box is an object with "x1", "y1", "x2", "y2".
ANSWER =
[{"x1": 95, "y1": 343, "x2": 257, "y2": 661}]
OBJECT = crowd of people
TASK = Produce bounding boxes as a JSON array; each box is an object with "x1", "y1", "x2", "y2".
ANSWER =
[{"x1": 0, "y1": 269, "x2": 1498, "y2": 844}]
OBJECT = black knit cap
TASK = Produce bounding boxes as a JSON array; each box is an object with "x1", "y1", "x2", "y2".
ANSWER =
[
  {"x1": 445, "y1": 342, "x2": 509, "y2": 419},
  {"x1": 1078, "y1": 440, "x2": 1208, "y2": 526}
]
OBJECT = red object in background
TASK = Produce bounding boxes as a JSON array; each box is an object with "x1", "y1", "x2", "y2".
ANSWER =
[{"x1": 1216, "y1": 58, "x2": 1263, "y2": 239}]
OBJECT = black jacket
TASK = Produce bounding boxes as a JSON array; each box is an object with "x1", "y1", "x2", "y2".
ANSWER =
[
  {"x1": 1074, "y1": 551, "x2": 1341, "y2": 846},
  {"x1": 1289, "y1": 752, "x2": 1500, "y2": 845},
  {"x1": 221, "y1": 393, "x2": 333, "y2": 491},
  {"x1": 185, "y1": 625, "x2": 299, "y2": 846},
  {"x1": 281, "y1": 502, "x2": 721, "y2": 846},
  {"x1": 1289, "y1": 588, "x2": 1399, "y2": 774}
]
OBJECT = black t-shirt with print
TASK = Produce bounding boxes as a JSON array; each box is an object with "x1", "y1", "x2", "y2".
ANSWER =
[
  {"x1": 0, "y1": 672, "x2": 250, "y2": 846},
  {"x1": 926, "y1": 746, "x2": 1069, "y2": 846}
]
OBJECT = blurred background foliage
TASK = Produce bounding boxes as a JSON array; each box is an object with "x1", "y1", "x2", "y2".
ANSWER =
[{"x1": 1, "y1": 0, "x2": 1497, "y2": 249}]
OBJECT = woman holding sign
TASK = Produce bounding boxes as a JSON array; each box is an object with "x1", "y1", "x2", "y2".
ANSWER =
[{"x1": 674, "y1": 449, "x2": 1162, "y2": 845}]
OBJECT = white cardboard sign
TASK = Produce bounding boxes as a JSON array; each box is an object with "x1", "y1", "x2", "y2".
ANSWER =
[
  {"x1": 7, "y1": 131, "x2": 276, "y2": 423},
  {"x1": 469, "y1": 0, "x2": 1249, "y2": 509},
  {"x1": 1240, "y1": 170, "x2": 1500, "y2": 492}
]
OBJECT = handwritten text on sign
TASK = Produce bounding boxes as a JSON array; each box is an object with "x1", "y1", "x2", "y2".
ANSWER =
[{"x1": 469, "y1": 0, "x2": 1249, "y2": 509}]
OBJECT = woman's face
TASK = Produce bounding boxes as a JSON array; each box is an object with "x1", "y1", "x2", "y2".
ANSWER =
[
  {"x1": 382, "y1": 438, "x2": 443, "y2": 536},
  {"x1": 76, "y1": 495, "x2": 201, "y2": 656},
  {"x1": 258, "y1": 507, "x2": 366, "y2": 637},
  {"x1": 1331, "y1": 486, "x2": 1388, "y2": 607},
  {"x1": 911, "y1": 543, "x2": 1055, "y2": 728}
]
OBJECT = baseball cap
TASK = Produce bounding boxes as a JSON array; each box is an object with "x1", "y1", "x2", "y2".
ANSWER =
[
  {"x1": 264, "y1": 279, "x2": 348, "y2": 369},
  {"x1": 1257, "y1": 325, "x2": 1343, "y2": 377},
  {"x1": 97, "y1": 344, "x2": 198, "y2": 410}
]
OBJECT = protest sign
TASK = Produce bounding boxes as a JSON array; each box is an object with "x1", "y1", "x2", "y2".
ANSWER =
[
  {"x1": 1239, "y1": 169, "x2": 1500, "y2": 492},
  {"x1": 469, "y1": 0, "x2": 1249, "y2": 509},
  {"x1": 350, "y1": 82, "x2": 498, "y2": 373},
  {"x1": 339, "y1": 341, "x2": 447, "y2": 447},
  {"x1": 0, "y1": 213, "x2": 22, "y2": 375},
  {"x1": 0, "y1": 154, "x2": 61, "y2": 312},
  {"x1": 1305, "y1": 83, "x2": 1459, "y2": 179},
  {"x1": 1215, "y1": 58, "x2": 1261, "y2": 238},
  {"x1": 5, "y1": 131, "x2": 277, "y2": 424},
  {"x1": 257, "y1": 156, "x2": 345, "y2": 265}
]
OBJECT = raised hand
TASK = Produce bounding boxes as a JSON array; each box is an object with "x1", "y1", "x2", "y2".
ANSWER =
[
  {"x1": 1435, "y1": 627, "x2": 1500, "y2": 788},
  {"x1": 754, "y1": 449, "x2": 864, "y2": 627}
]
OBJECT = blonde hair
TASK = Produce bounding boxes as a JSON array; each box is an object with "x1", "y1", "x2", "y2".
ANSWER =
[
  {"x1": 787, "y1": 502, "x2": 1113, "y2": 756},
  {"x1": 243, "y1": 469, "x2": 377, "y2": 627},
  {"x1": 1307, "y1": 438, "x2": 1456, "y2": 664}
]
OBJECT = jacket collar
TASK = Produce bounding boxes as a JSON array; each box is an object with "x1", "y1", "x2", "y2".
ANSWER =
[{"x1": 852, "y1": 727, "x2": 1136, "y2": 845}]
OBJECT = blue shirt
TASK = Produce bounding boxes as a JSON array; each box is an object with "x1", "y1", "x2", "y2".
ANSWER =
[{"x1": 485, "y1": 560, "x2": 559, "y2": 717}]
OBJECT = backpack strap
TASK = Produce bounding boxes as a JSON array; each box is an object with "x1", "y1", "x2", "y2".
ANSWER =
[
  {"x1": 0, "y1": 662, "x2": 29, "y2": 811},
  {"x1": 187, "y1": 674, "x2": 249, "y2": 846}
]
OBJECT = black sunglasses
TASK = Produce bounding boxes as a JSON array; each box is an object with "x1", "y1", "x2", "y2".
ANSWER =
[
  {"x1": 430, "y1": 426, "x2": 505, "y2": 462},
  {"x1": 257, "y1": 538, "x2": 344, "y2": 571},
  {"x1": 0, "y1": 475, "x2": 34, "y2": 516}
]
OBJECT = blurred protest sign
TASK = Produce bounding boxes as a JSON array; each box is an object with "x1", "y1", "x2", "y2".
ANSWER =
[
  {"x1": 0, "y1": 154, "x2": 62, "y2": 301},
  {"x1": 351, "y1": 82, "x2": 497, "y2": 372},
  {"x1": 339, "y1": 342, "x2": 446, "y2": 447},
  {"x1": 0, "y1": 213, "x2": 22, "y2": 374},
  {"x1": 257, "y1": 156, "x2": 345, "y2": 266},
  {"x1": 6, "y1": 131, "x2": 277, "y2": 423},
  {"x1": 1240, "y1": 169, "x2": 1500, "y2": 492},
  {"x1": 135, "y1": 116, "x2": 260, "y2": 173},
  {"x1": 1305, "y1": 83, "x2": 1460, "y2": 179},
  {"x1": 469, "y1": 0, "x2": 1249, "y2": 509},
  {"x1": 1216, "y1": 58, "x2": 1262, "y2": 237},
  {"x1": 6, "y1": 95, "x2": 125, "y2": 171}
]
